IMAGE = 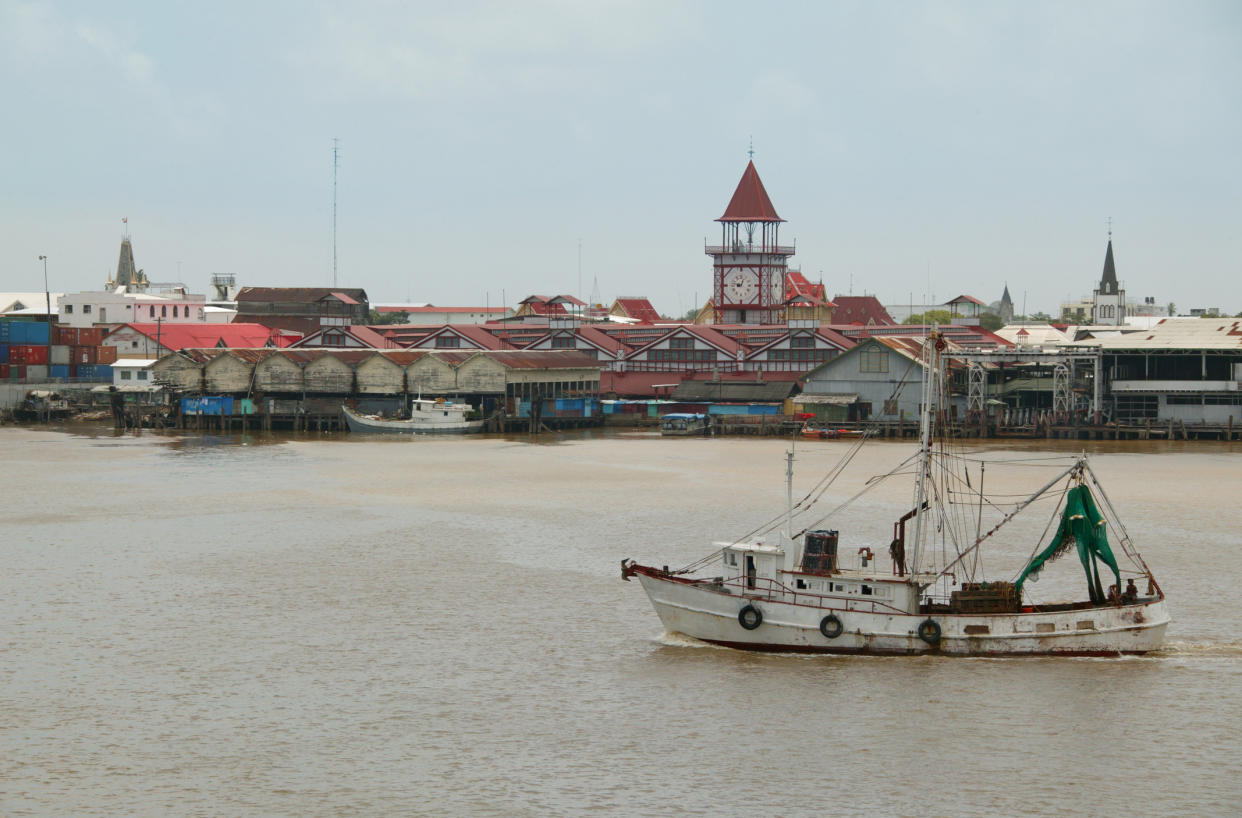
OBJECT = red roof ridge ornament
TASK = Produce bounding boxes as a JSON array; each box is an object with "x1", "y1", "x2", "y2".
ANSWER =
[{"x1": 718, "y1": 160, "x2": 783, "y2": 223}]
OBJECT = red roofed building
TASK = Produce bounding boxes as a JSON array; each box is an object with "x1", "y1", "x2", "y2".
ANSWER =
[
  {"x1": 103, "y1": 322, "x2": 301, "y2": 358},
  {"x1": 608, "y1": 297, "x2": 662, "y2": 323},
  {"x1": 513, "y1": 295, "x2": 585, "y2": 319},
  {"x1": 829, "y1": 296, "x2": 897, "y2": 327}
]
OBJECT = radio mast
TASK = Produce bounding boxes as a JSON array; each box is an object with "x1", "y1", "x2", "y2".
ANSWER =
[{"x1": 332, "y1": 138, "x2": 340, "y2": 287}]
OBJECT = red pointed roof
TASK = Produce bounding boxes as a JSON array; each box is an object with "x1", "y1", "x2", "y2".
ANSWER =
[{"x1": 718, "y1": 161, "x2": 784, "y2": 223}]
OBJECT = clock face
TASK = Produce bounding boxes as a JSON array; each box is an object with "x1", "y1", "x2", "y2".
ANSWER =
[
  {"x1": 769, "y1": 274, "x2": 784, "y2": 306},
  {"x1": 723, "y1": 269, "x2": 759, "y2": 304}
]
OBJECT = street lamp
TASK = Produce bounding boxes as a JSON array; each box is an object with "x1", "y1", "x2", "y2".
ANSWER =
[{"x1": 39, "y1": 255, "x2": 50, "y2": 344}]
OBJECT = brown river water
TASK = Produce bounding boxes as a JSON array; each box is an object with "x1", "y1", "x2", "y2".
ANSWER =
[{"x1": 2, "y1": 425, "x2": 1241, "y2": 816}]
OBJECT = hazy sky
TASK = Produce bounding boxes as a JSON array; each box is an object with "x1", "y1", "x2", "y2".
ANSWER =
[{"x1": 2, "y1": 0, "x2": 1239, "y2": 316}]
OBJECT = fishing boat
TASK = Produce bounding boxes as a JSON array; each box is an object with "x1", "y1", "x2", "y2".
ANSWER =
[
  {"x1": 623, "y1": 333, "x2": 1170, "y2": 656},
  {"x1": 660, "y1": 413, "x2": 710, "y2": 436},
  {"x1": 342, "y1": 398, "x2": 484, "y2": 434}
]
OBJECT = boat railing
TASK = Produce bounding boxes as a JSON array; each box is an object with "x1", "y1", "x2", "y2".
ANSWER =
[{"x1": 718, "y1": 575, "x2": 909, "y2": 616}]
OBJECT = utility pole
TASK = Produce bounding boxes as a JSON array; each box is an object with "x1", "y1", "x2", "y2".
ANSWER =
[{"x1": 332, "y1": 138, "x2": 340, "y2": 288}]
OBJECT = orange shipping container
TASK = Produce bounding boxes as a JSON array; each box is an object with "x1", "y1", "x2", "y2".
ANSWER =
[
  {"x1": 53, "y1": 325, "x2": 79, "y2": 345},
  {"x1": 96, "y1": 345, "x2": 118, "y2": 364},
  {"x1": 77, "y1": 327, "x2": 104, "y2": 346},
  {"x1": 72, "y1": 345, "x2": 97, "y2": 365}
]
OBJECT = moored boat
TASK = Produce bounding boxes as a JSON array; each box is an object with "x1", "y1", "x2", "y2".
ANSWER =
[
  {"x1": 342, "y1": 398, "x2": 484, "y2": 434},
  {"x1": 660, "y1": 413, "x2": 710, "y2": 436},
  {"x1": 624, "y1": 333, "x2": 1170, "y2": 656}
]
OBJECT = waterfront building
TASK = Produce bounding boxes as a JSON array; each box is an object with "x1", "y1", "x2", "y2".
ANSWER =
[
  {"x1": 1072, "y1": 317, "x2": 1242, "y2": 425},
  {"x1": 799, "y1": 336, "x2": 968, "y2": 423}
]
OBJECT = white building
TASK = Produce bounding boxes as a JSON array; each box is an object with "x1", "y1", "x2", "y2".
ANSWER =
[
  {"x1": 1091, "y1": 237, "x2": 1126, "y2": 325},
  {"x1": 59, "y1": 288, "x2": 212, "y2": 328}
]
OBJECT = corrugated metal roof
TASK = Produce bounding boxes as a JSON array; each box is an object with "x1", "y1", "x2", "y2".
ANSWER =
[
  {"x1": 237, "y1": 287, "x2": 368, "y2": 303},
  {"x1": 611, "y1": 298, "x2": 662, "y2": 323},
  {"x1": 108, "y1": 322, "x2": 300, "y2": 349},
  {"x1": 1070, "y1": 318, "x2": 1242, "y2": 350},
  {"x1": 483, "y1": 350, "x2": 603, "y2": 370},
  {"x1": 828, "y1": 296, "x2": 897, "y2": 326},
  {"x1": 672, "y1": 380, "x2": 796, "y2": 402}
]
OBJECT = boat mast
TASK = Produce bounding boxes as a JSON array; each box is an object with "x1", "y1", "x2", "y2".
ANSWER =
[
  {"x1": 910, "y1": 332, "x2": 939, "y2": 575},
  {"x1": 785, "y1": 445, "x2": 795, "y2": 541}
]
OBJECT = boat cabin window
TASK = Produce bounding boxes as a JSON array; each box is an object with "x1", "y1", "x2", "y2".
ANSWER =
[
  {"x1": 724, "y1": 552, "x2": 737, "y2": 567},
  {"x1": 861, "y1": 584, "x2": 872, "y2": 596}
]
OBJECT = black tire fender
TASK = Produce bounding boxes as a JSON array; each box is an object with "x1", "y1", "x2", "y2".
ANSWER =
[
  {"x1": 738, "y1": 604, "x2": 763, "y2": 630},
  {"x1": 819, "y1": 614, "x2": 844, "y2": 639},
  {"x1": 918, "y1": 618, "x2": 942, "y2": 645}
]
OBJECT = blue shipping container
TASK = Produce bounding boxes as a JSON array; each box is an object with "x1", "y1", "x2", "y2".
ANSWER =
[
  {"x1": 50, "y1": 364, "x2": 70, "y2": 379},
  {"x1": 0, "y1": 343, "x2": 8, "y2": 363},
  {"x1": 0, "y1": 321, "x2": 9, "y2": 342},
  {"x1": 75, "y1": 364, "x2": 113, "y2": 380},
  {"x1": 24, "y1": 322, "x2": 50, "y2": 344}
]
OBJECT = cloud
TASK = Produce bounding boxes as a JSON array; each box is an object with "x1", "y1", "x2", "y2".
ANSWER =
[
  {"x1": 73, "y1": 22, "x2": 157, "y2": 87},
  {"x1": 283, "y1": 0, "x2": 700, "y2": 102}
]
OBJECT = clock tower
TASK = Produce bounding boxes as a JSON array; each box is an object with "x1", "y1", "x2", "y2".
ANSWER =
[{"x1": 709, "y1": 160, "x2": 794, "y2": 324}]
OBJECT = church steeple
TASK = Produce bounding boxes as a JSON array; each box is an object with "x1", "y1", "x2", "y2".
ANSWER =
[{"x1": 1099, "y1": 239, "x2": 1118, "y2": 295}]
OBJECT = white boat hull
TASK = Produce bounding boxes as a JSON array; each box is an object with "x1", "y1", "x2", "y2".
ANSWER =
[
  {"x1": 342, "y1": 405, "x2": 484, "y2": 435},
  {"x1": 634, "y1": 570, "x2": 1169, "y2": 656}
]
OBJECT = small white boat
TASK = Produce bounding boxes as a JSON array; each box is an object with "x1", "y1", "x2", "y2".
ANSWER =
[
  {"x1": 342, "y1": 398, "x2": 484, "y2": 434},
  {"x1": 624, "y1": 332, "x2": 1170, "y2": 656}
]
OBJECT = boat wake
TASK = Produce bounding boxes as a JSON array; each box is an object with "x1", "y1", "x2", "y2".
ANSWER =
[
  {"x1": 1153, "y1": 639, "x2": 1242, "y2": 659},
  {"x1": 654, "y1": 631, "x2": 723, "y2": 649}
]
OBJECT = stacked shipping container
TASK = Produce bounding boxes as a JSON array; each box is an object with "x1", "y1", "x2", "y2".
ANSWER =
[{"x1": 0, "y1": 320, "x2": 116, "y2": 382}]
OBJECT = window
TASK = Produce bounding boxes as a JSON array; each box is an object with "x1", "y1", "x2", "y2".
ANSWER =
[
  {"x1": 173, "y1": 306, "x2": 179, "y2": 318},
  {"x1": 83, "y1": 304, "x2": 92, "y2": 314},
  {"x1": 790, "y1": 335, "x2": 815, "y2": 349},
  {"x1": 669, "y1": 337, "x2": 693, "y2": 349},
  {"x1": 859, "y1": 347, "x2": 888, "y2": 373},
  {"x1": 161, "y1": 306, "x2": 167, "y2": 317},
  {"x1": 149, "y1": 305, "x2": 155, "y2": 318},
  {"x1": 63, "y1": 304, "x2": 73, "y2": 314},
  {"x1": 768, "y1": 349, "x2": 833, "y2": 363},
  {"x1": 648, "y1": 349, "x2": 716, "y2": 362},
  {"x1": 551, "y1": 336, "x2": 575, "y2": 349},
  {"x1": 120, "y1": 370, "x2": 132, "y2": 380},
  {"x1": 435, "y1": 335, "x2": 461, "y2": 348},
  {"x1": 138, "y1": 371, "x2": 148, "y2": 380},
  {"x1": 197, "y1": 309, "x2": 204, "y2": 320},
  {"x1": 131, "y1": 341, "x2": 138, "y2": 348}
]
